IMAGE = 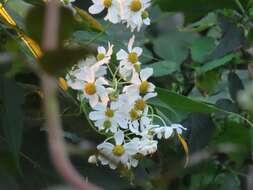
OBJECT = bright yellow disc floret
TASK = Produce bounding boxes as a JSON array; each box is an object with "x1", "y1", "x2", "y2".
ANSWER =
[
  {"x1": 134, "y1": 99, "x2": 146, "y2": 110},
  {"x1": 130, "y1": 0, "x2": 142, "y2": 12},
  {"x1": 97, "y1": 53, "x2": 105, "y2": 61},
  {"x1": 128, "y1": 52, "x2": 138, "y2": 64},
  {"x1": 139, "y1": 80, "x2": 149, "y2": 94},
  {"x1": 105, "y1": 108, "x2": 114, "y2": 118},
  {"x1": 84, "y1": 83, "x2": 96, "y2": 95},
  {"x1": 103, "y1": 0, "x2": 112, "y2": 8},
  {"x1": 113, "y1": 145, "x2": 125, "y2": 156}
]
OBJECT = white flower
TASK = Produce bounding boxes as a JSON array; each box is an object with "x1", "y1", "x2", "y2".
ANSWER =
[
  {"x1": 153, "y1": 124, "x2": 187, "y2": 139},
  {"x1": 67, "y1": 66, "x2": 109, "y2": 107},
  {"x1": 89, "y1": 102, "x2": 128, "y2": 133},
  {"x1": 96, "y1": 42, "x2": 114, "y2": 65},
  {"x1": 138, "y1": 137, "x2": 157, "y2": 156},
  {"x1": 124, "y1": 0, "x2": 151, "y2": 31},
  {"x1": 68, "y1": 56, "x2": 107, "y2": 78},
  {"x1": 116, "y1": 35, "x2": 143, "y2": 80},
  {"x1": 123, "y1": 68, "x2": 155, "y2": 97},
  {"x1": 89, "y1": 0, "x2": 121, "y2": 24},
  {"x1": 97, "y1": 131, "x2": 139, "y2": 169}
]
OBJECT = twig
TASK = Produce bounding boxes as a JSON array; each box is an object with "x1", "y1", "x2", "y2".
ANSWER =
[{"x1": 41, "y1": 1, "x2": 101, "y2": 190}]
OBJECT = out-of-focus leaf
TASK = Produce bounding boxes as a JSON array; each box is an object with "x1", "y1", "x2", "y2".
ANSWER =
[
  {"x1": 182, "y1": 12, "x2": 218, "y2": 32},
  {"x1": 146, "y1": 60, "x2": 180, "y2": 77},
  {"x1": 210, "y1": 17, "x2": 245, "y2": 59},
  {"x1": 153, "y1": 30, "x2": 197, "y2": 64},
  {"x1": 228, "y1": 72, "x2": 244, "y2": 102},
  {"x1": 155, "y1": 0, "x2": 247, "y2": 22},
  {"x1": 214, "y1": 173, "x2": 240, "y2": 190},
  {"x1": 39, "y1": 47, "x2": 94, "y2": 75},
  {"x1": 0, "y1": 77, "x2": 24, "y2": 169},
  {"x1": 190, "y1": 37, "x2": 216, "y2": 62},
  {"x1": 22, "y1": 0, "x2": 44, "y2": 6},
  {"x1": 25, "y1": 6, "x2": 75, "y2": 46},
  {"x1": 196, "y1": 53, "x2": 237, "y2": 74},
  {"x1": 152, "y1": 87, "x2": 221, "y2": 113},
  {"x1": 196, "y1": 70, "x2": 221, "y2": 96},
  {"x1": 183, "y1": 113, "x2": 215, "y2": 153}
]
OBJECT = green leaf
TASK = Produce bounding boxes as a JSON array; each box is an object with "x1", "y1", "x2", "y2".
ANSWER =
[
  {"x1": 153, "y1": 30, "x2": 197, "y2": 64},
  {"x1": 196, "y1": 53, "x2": 237, "y2": 74},
  {"x1": 22, "y1": 0, "x2": 44, "y2": 6},
  {"x1": 228, "y1": 72, "x2": 244, "y2": 102},
  {"x1": 0, "y1": 77, "x2": 24, "y2": 169},
  {"x1": 183, "y1": 113, "x2": 215, "y2": 153},
  {"x1": 39, "y1": 47, "x2": 94, "y2": 76},
  {"x1": 190, "y1": 37, "x2": 216, "y2": 62},
  {"x1": 146, "y1": 60, "x2": 180, "y2": 77},
  {"x1": 151, "y1": 87, "x2": 220, "y2": 113},
  {"x1": 25, "y1": 5, "x2": 75, "y2": 47},
  {"x1": 196, "y1": 70, "x2": 221, "y2": 95},
  {"x1": 155, "y1": 0, "x2": 248, "y2": 22},
  {"x1": 210, "y1": 17, "x2": 245, "y2": 59}
]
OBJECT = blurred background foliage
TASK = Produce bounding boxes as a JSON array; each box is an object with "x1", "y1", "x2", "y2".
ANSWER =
[{"x1": 1, "y1": 0, "x2": 253, "y2": 189}]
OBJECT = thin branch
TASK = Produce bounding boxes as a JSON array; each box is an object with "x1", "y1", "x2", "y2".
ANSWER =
[{"x1": 41, "y1": 1, "x2": 101, "y2": 189}]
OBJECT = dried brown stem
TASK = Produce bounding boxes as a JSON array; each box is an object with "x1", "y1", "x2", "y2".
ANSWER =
[{"x1": 40, "y1": 1, "x2": 101, "y2": 189}]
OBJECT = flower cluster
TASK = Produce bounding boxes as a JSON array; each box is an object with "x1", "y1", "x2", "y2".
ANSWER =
[
  {"x1": 88, "y1": 0, "x2": 151, "y2": 31},
  {"x1": 65, "y1": 0, "x2": 187, "y2": 170},
  {"x1": 66, "y1": 36, "x2": 186, "y2": 170}
]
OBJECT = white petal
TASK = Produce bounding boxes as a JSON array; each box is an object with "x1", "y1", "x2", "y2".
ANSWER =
[
  {"x1": 117, "y1": 49, "x2": 128, "y2": 60},
  {"x1": 140, "y1": 68, "x2": 153, "y2": 81},
  {"x1": 148, "y1": 82, "x2": 155, "y2": 92},
  {"x1": 128, "y1": 35, "x2": 135, "y2": 52},
  {"x1": 143, "y1": 18, "x2": 151, "y2": 25},
  {"x1": 132, "y1": 47, "x2": 143, "y2": 56},
  {"x1": 124, "y1": 142, "x2": 138, "y2": 155},
  {"x1": 89, "y1": 111, "x2": 105, "y2": 120},
  {"x1": 97, "y1": 142, "x2": 114, "y2": 150},
  {"x1": 89, "y1": 95, "x2": 99, "y2": 108},
  {"x1": 114, "y1": 130, "x2": 124, "y2": 145},
  {"x1": 143, "y1": 92, "x2": 157, "y2": 101},
  {"x1": 88, "y1": 4, "x2": 104, "y2": 14},
  {"x1": 98, "y1": 46, "x2": 106, "y2": 54}
]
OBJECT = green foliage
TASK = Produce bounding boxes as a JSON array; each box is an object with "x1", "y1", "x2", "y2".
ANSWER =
[
  {"x1": 155, "y1": 0, "x2": 248, "y2": 22},
  {"x1": 0, "y1": 75, "x2": 24, "y2": 170}
]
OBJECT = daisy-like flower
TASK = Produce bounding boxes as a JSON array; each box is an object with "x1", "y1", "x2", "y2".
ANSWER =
[
  {"x1": 153, "y1": 124, "x2": 187, "y2": 139},
  {"x1": 67, "y1": 66, "x2": 109, "y2": 107},
  {"x1": 69, "y1": 56, "x2": 107, "y2": 78},
  {"x1": 96, "y1": 42, "x2": 114, "y2": 65},
  {"x1": 89, "y1": 102, "x2": 128, "y2": 133},
  {"x1": 124, "y1": 0, "x2": 151, "y2": 31},
  {"x1": 97, "y1": 131, "x2": 139, "y2": 169},
  {"x1": 123, "y1": 68, "x2": 155, "y2": 97},
  {"x1": 88, "y1": 0, "x2": 121, "y2": 24},
  {"x1": 116, "y1": 35, "x2": 143, "y2": 80},
  {"x1": 138, "y1": 137, "x2": 158, "y2": 156}
]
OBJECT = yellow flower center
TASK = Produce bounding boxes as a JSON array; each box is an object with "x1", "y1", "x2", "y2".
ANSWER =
[
  {"x1": 113, "y1": 145, "x2": 125, "y2": 156},
  {"x1": 97, "y1": 53, "x2": 105, "y2": 61},
  {"x1": 128, "y1": 52, "x2": 138, "y2": 64},
  {"x1": 130, "y1": 0, "x2": 142, "y2": 12},
  {"x1": 103, "y1": 0, "x2": 112, "y2": 8},
  {"x1": 129, "y1": 109, "x2": 139, "y2": 121},
  {"x1": 134, "y1": 99, "x2": 146, "y2": 110},
  {"x1": 103, "y1": 120, "x2": 111, "y2": 129},
  {"x1": 105, "y1": 108, "x2": 114, "y2": 118},
  {"x1": 84, "y1": 83, "x2": 96, "y2": 95},
  {"x1": 141, "y1": 11, "x2": 149, "y2": 19},
  {"x1": 139, "y1": 80, "x2": 149, "y2": 94}
]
